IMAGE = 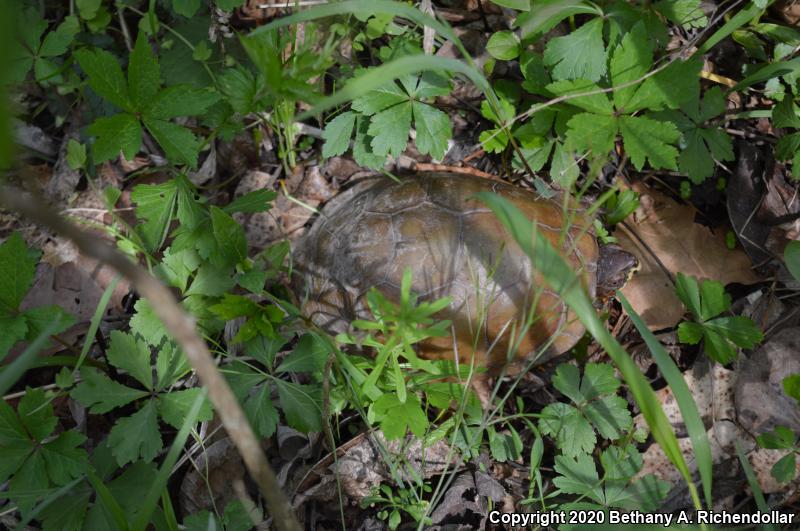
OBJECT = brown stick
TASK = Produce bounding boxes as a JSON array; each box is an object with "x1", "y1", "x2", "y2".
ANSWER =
[
  {"x1": 414, "y1": 162, "x2": 503, "y2": 182},
  {"x1": 0, "y1": 186, "x2": 302, "y2": 531}
]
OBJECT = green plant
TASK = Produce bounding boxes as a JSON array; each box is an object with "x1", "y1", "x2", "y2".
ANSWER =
[
  {"x1": 675, "y1": 273, "x2": 763, "y2": 364},
  {"x1": 361, "y1": 483, "x2": 432, "y2": 530}
]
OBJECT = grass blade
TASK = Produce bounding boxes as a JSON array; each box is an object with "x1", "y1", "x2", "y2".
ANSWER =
[
  {"x1": 0, "y1": 317, "x2": 63, "y2": 396},
  {"x1": 734, "y1": 440, "x2": 778, "y2": 531},
  {"x1": 74, "y1": 275, "x2": 120, "y2": 374},
  {"x1": 131, "y1": 390, "x2": 207, "y2": 531},
  {"x1": 476, "y1": 192, "x2": 702, "y2": 510},
  {"x1": 619, "y1": 293, "x2": 713, "y2": 508},
  {"x1": 86, "y1": 467, "x2": 130, "y2": 531}
]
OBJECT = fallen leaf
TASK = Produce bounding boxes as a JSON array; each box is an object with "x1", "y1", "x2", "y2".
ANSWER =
[{"x1": 616, "y1": 181, "x2": 759, "y2": 329}]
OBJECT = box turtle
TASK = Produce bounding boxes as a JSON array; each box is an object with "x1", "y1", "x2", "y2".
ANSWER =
[{"x1": 292, "y1": 172, "x2": 635, "y2": 374}]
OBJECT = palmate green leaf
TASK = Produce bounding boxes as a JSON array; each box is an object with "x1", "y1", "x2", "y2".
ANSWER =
[
  {"x1": 144, "y1": 86, "x2": 220, "y2": 120},
  {"x1": 372, "y1": 393, "x2": 428, "y2": 440},
  {"x1": 157, "y1": 388, "x2": 213, "y2": 429},
  {"x1": 107, "y1": 400, "x2": 162, "y2": 465},
  {"x1": 210, "y1": 206, "x2": 248, "y2": 267},
  {"x1": 0, "y1": 315, "x2": 28, "y2": 361},
  {"x1": 353, "y1": 114, "x2": 385, "y2": 169},
  {"x1": 772, "y1": 453, "x2": 797, "y2": 483},
  {"x1": 40, "y1": 431, "x2": 88, "y2": 485},
  {"x1": 171, "y1": 0, "x2": 203, "y2": 17},
  {"x1": 39, "y1": 15, "x2": 79, "y2": 58},
  {"x1": 107, "y1": 331, "x2": 153, "y2": 390},
  {"x1": 552, "y1": 453, "x2": 603, "y2": 503},
  {"x1": 413, "y1": 102, "x2": 452, "y2": 159},
  {"x1": 581, "y1": 363, "x2": 621, "y2": 399},
  {"x1": 156, "y1": 342, "x2": 190, "y2": 390},
  {"x1": 71, "y1": 368, "x2": 149, "y2": 413},
  {"x1": 610, "y1": 22, "x2": 653, "y2": 112},
  {"x1": 277, "y1": 334, "x2": 329, "y2": 373},
  {"x1": 131, "y1": 178, "x2": 178, "y2": 253},
  {"x1": 368, "y1": 102, "x2": 412, "y2": 157},
  {"x1": 244, "y1": 384, "x2": 279, "y2": 438},
  {"x1": 275, "y1": 379, "x2": 323, "y2": 433},
  {"x1": 679, "y1": 128, "x2": 734, "y2": 184},
  {"x1": 584, "y1": 394, "x2": 632, "y2": 440},
  {"x1": 75, "y1": 48, "x2": 132, "y2": 112},
  {"x1": 7, "y1": 450, "x2": 50, "y2": 515},
  {"x1": 626, "y1": 58, "x2": 702, "y2": 112},
  {"x1": 565, "y1": 112, "x2": 617, "y2": 157},
  {"x1": 704, "y1": 316, "x2": 763, "y2": 349},
  {"x1": 773, "y1": 97, "x2": 800, "y2": 129},
  {"x1": 539, "y1": 402, "x2": 596, "y2": 457},
  {"x1": 143, "y1": 117, "x2": 201, "y2": 168},
  {"x1": 0, "y1": 232, "x2": 38, "y2": 314},
  {"x1": 87, "y1": 113, "x2": 142, "y2": 163},
  {"x1": 546, "y1": 79, "x2": 612, "y2": 114},
  {"x1": 18, "y1": 388, "x2": 57, "y2": 441},
  {"x1": 619, "y1": 115, "x2": 679, "y2": 170},
  {"x1": 322, "y1": 112, "x2": 356, "y2": 158},
  {"x1": 128, "y1": 33, "x2": 160, "y2": 110},
  {"x1": 23, "y1": 304, "x2": 75, "y2": 341},
  {"x1": 130, "y1": 299, "x2": 168, "y2": 348},
  {"x1": 544, "y1": 18, "x2": 606, "y2": 82},
  {"x1": 351, "y1": 82, "x2": 408, "y2": 115},
  {"x1": 185, "y1": 264, "x2": 236, "y2": 296},
  {"x1": 551, "y1": 364, "x2": 582, "y2": 403},
  {"x1": 654, "y1": 0, "x2": 707, "y2": 28}
]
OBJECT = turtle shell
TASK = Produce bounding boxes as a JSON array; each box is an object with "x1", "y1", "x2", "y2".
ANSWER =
[{"x1": 292, "y1": 173, "x2": 598, "y2": 373}]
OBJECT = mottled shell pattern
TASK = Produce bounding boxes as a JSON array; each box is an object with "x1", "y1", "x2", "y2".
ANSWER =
[{"x1": 292, "y1": 173, "x2": 598, "y2": 373}]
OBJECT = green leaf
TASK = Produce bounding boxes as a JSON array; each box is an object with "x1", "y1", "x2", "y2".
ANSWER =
[
  {"x1": 107, "y1": 330, "x2": 153, "y2": 390},
  {"x1": 224, "y1": 190, "x2": 277, "y2": 215},
  {"x1": 275, "y1": 380, "x2": 323, "y2": 433},
  {"x1": 129, "y1": 299, "x2": 168, "y2": 347},
  {"x1": 87, "y1": 113, "x2": 142, "y2": 163},
  {"x1": 368, "y1": 102, "x2": 412, "y2": 157},
  {"x1": 773, "y1": 98, "x2": 800, "y2": 129},
  {"x1": 489, "y1": 0, "x2": 529, "y2": 10},
  {"x1": 277, "y1": 334, "x2": 329, "y2": 373},
  {"x1": 22, "y1": 304, "x2": 75, "y2": 341},
  {"x1": 539, "y1": 402, "x2": 596, "y2": 457},
  {"x1": 584, "y1": 394, "x2": 632, "y2": 439},
  {"x1": 412, "y1": 102, "x2": 451, "y2": 159},
  {"x1": 210, "y1": 206, "x2": 248, "y2": 267},
  {"x1": 142, "y1": 118, "x2": 201, "y2": 168},
  {"x1": 185, "y1": 264, "x2": 236, "y2": 296},
  {"x1": 144, "y1": 86, "x2": 219, "y2": 120},
  {"x1": 157, "y1": 388, "x2": 213, "y2": 429},
  {"x1": 619, "y1": 115, "x2": 679, "y2": 170},
  {"x1": 351, "y1": 83, "x2": 408, "y2": 115},
  {"x1": 131, "y1": 179, "x2": 178, "y2": 253},
  {"x1": 244, "y1": 384, "x2": 279, "y2": 438},
  {"x1": 218, "y1": 67, "x2": 257, "y2": 115},
  {"x1": 372, "y1": 393, "x2": 428, "y2": 440},
  {"x1": 677, "y1": 321, "x2": 704, "y2": 344},
  {"x1": 128, "y1": 33, "x2": 161, "y2": 110},
  {"x1": 546, "y1": 79, "x2": 613, "y2": 114},
  {"x1": 71, "y1": 368, "x2": 149, "y2": 413},
  {"x1": 322, "y1": 112, "x2": 356, "y2": 158},
  {"x1": 565, "y1": 112, "x2": 617, "y2": 157},
  {"x1": 784, "y1": 373, "x2": 800, "y2": 402},
  {"x1": 487, "y1": 31, "x2": 521, "y2": 61},
  {"x1": 610, "y1": 22, "x2": 653, "y2": 111},
  {"x1": 0, "y1": 315, "x2": 28, "y2": 361},
  {"x1": 544, "y1": 18, "x2": 606, "y2": 82},
  {"x1": 155, "y1": 342, "x2": 190, "y2": 390},
  {"x1": 628, "y1": 58, "x2": 702, "y2": 112},
  {"x1": 552, "y1": 453, "x2": 603, "y2": 503},
  {"x1": 704, "y1": 316, "x2": 763, "y2": 349},
  {"x1": 581, "y1": 363, "x2": 621, "y2": 399},
  {"x1": 516, "y1": 0, "x2": 599, "y2": 38},
  {"x1": 41, "y1": 430, "x2": 88, "y2": 485},
  {"x1": 66, "y1": 139, "x2": 87, "y2": 170},
  {"x1": 18, "y1": 388, "x2": 56, "y2": 441},
  {"x1": 108, "y1": 401, "x2": 162, "y2": 465},
  {"x1": 352, "y1": 114, "x2": 386, "y2": 169},
  {"x1": 0, "y1": 233, "x2": 38, "y2": 313},
  {"x1": 757, "y1": 426, "x2": 796, "y2": 450},
  {"x1": 75, "y1": 48, "x2": 132, "y2": 111},
  {"x1": 171, "y1": 0, "x2": 203, "y2": 17},
  {"x1": 771, "y1": 453, "x2": 797, "y2": 483},
  {"x1": 654, "y1": 0, "x2": 708, "y2": 28},
  {"x1": 551, "y1": 364, "x2": 583, "y2": 403},
  {"x1": 77, "y1": 0, "x2": 102, "y2": 20},
  {"x1": 39, "y1": 16, "x2": 80, "y2": 57}
]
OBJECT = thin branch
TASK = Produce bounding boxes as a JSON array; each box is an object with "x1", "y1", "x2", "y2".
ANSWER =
[{"x1": 0, "y1": 186, "x2": 303, "y2": 531}]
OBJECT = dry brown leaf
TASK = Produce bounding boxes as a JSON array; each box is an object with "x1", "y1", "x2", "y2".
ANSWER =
[{"x1": 615, "y1": 182, "x2": 759, "y2": 329}]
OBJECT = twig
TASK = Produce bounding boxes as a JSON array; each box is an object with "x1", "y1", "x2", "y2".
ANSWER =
[
  {"x1": 0, "y1": 186, "x2": 303, "y2": 531},
  {"x1": 413, "y1": 162, "x2": 502, "y2": 182}
]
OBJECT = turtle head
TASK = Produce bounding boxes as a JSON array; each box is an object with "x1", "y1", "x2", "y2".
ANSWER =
[{"x1": 596, "y1": 244, "x2": 639, "y2": 301}]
